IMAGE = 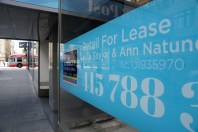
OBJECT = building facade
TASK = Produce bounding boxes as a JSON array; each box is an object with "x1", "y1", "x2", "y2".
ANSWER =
[
  {"x1": 0, "y1": 39, "x2": 11, "y2": 62},
  {"x1": 0, "y1": 0, "x2": 197, "y2": 132}
]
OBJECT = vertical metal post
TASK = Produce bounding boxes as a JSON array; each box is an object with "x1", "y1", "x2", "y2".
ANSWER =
[{"x1": 58, "y1": 0, "x2": 62, "y2": 131}]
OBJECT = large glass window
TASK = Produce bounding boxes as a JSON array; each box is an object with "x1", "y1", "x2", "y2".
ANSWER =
[
  {"x1": 59, "y1": 0, "x2": 198, "y2": 132},
  {"x1": 33, "y1": 42, "x2": 39, "y2": 92},
  {"x1": 59, "y1": 0, "x2": 149, "y2": 131},
  {"x1": 27, "y1": 41, "x2": 39, "y2": 94}
]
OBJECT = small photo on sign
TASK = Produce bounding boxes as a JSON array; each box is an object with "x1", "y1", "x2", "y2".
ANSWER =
[{"x1": 63, "y1": 49, "x2": 77, "y2": 85}]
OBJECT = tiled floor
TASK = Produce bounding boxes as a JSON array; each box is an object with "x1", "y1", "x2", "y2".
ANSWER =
[{"x1": 0, "y1": 68, "x2": 57, "y2": 132}]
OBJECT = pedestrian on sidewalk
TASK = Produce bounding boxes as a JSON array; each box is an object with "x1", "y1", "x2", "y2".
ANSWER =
[{"x1": 3, "y1": 61, "x2": 5, "y2": 67}]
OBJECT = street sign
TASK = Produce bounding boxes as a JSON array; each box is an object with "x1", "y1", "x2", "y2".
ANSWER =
[{"x1": 19, "y1": 42, "x2": 27, "y2": 48}]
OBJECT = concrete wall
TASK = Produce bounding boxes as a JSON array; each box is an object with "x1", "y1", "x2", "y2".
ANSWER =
[
  {"x1": 40, "y1": 40, "x2": 49, "y2": 89},
  {"x1": 49, "y1": 41, "x2": 58, "y2": 111}
]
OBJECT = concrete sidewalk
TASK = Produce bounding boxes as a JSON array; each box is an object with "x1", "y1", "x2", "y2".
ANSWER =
[{"x1": 0, "y1": 68, "x2": 55, "y2": 132}]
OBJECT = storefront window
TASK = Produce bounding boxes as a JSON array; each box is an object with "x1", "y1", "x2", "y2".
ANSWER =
[{"x1": 59, "y1": 0, "x2": 198, "y2": 131}]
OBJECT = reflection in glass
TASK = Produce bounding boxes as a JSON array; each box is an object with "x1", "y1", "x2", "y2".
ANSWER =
[{"x1": 59, "y1": 0, "x2": 147, "y2": 131}]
